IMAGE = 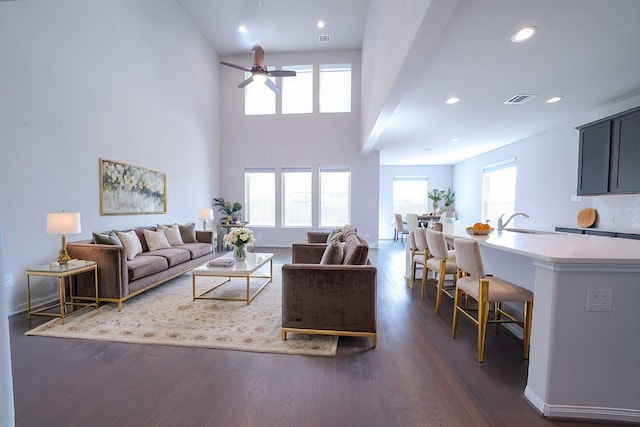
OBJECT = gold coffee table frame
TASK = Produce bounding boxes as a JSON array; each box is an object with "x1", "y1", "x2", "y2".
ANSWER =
[
  {"x1": 26, "y1": 260, "x2": 98, "y2": 325},
  {"x1": 192, "y1": 252, "x2": 273, "y2": 305}
]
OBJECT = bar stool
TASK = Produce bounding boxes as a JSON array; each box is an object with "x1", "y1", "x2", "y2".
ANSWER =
[
  {"x1": 452, "y1": 238, "x2": 534, "y2": 363},
  {"x1": 410, "y1": 229, "x2": 431, "y2": 288},
  {"x1": 407, "y1": 231, "x2": 421, "y2": 288},
  {"x1": 425, "y1": 229, "x2": 458, "y2": 314}
]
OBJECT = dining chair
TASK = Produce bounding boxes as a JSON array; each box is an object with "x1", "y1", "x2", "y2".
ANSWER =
[
  {"x1": 439, "y1": 210, "x2": 456, "y2": 222},
  {"x1": 394, "y1": 213, "x2": 409, "y2": 242},
  {"x1": 406, "y1": 213, "x2": 419, "y2": 232},
  {"x1": 452, "y1": 238, "x2": 534, "y2": 363},
  {"x1": 424, "y1": 229, "x2": 458, "y2": 313}
]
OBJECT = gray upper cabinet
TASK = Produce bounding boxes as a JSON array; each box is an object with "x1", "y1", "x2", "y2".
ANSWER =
[
  {"x1": 610, "y1": 108, "x2": 640, "y2": 193},
  {"x1": 577, "y1": 106, "x2": 640, "y2": 195},
  {"x1": 577, "y1": 121, "x2": 611, "y2": 195}
]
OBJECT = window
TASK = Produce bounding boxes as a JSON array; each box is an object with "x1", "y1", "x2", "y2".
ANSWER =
[
  {"x1": 282, "y1": 168, "x2": 312, "y2": 227},
  {"x1": 244, "y1": 169, "x2": 275, "y2": 226},
  {"x1": 482, "y1": 160, "x2": 517, "y2": 225},
  {"x1": 320, "y1": 167, "x2": 351, "y2": 227},
  {"x1": 393, "y1": 177, "x2": 428, "y2": 216},
  {"x1": 319, "y1": 64, "x2": 351, "y2": 113},
  {"x1": 244, "y1": 73, "x2": 276, "y2": 115},
  {"x1": 282, "y1": 65, "x2": 313, "y2": 114}
]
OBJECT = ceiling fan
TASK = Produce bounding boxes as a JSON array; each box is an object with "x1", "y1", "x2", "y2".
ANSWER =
[{"x1": 220, "y1": 44, "x2": 296, "y2": 93}]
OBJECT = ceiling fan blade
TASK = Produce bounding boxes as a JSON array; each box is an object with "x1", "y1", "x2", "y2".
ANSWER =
[
  {"x1": 267, "y1": 70, "x2": 297, "y2": 77},
  {"x1": 237, "y1": 76, "x2": 253, "y2": 88},
  {"x1": 264, "y1": 78, "x2": 280, "y2": 94},
  {"x1": 221, "y1": 61, "x2": 251, "y2": 72}
]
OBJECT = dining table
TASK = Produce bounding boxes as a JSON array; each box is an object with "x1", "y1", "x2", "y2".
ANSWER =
[{"x1": 416, "y1": 214, "x2": 441, "y2": 227}]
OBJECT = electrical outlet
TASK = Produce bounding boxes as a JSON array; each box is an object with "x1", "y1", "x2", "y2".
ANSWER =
[
  {"x1": 571, "y1": 195, "x2": 582, "y2": 202},
  {"x1": 4, "y1": 274, "x2": 12, "y2": 288},
  {"x1": 586, "y1": 289, "x2": 612, "y2": 312}
]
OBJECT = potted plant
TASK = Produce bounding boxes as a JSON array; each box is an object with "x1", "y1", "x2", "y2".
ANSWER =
[
  {"x1": 443, "y1": 189, "x2": 455, "y2": 210},
  {"x1": 427, "y1": 189, "x2": 445, "y2": 213},
  {"x1": 213, "y1": 197, "x2": 243, "y2": 223}
]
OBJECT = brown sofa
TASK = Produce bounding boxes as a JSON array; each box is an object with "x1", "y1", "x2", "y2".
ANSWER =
[
  {"x1": 281, "y1": 226, "x2": 377, "y2": 348},
  {"x1": 67, "y1": 225, "x2": 214, "y2": 311}
]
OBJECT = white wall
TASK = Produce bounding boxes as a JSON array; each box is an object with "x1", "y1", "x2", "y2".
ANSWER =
[
  {"x1": 378, "y1": 165, "x2": 453, "y2": 239},
  {"x1": 453, "y1": 95, "x2": 640, "y2": 232},
  {"x1": 219, "y1": 50, "x2": 380, "y2": 247},
  {"x1": 0, "y1": 224, "x2": 15, "y2": 426},
  {"x1": 361, "y1": 0, "x2": 432, "y2": 150},
  {"x1": 361, "y1": 0, "x2": 460, "y2": 153},
  {"x1": 0, "y1": 0, "x2": 221, "y2": 315}
]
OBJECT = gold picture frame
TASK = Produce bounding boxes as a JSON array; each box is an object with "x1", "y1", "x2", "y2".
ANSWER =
[{"x1": 100, "y1": 158, "x2": 167, "y2": 215}]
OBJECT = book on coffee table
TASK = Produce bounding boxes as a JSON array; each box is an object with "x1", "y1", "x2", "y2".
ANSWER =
[{"x1": 207, "y1": 259, "x2": 235, "y2": 268}]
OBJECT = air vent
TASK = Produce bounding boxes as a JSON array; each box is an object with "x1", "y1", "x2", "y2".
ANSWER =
[
  {"x1": 504, "y1": 94, "x2": 536, "y2": 104},
  {"x1": 319, "y1": 34, "x2": 331, "y2": 43}
]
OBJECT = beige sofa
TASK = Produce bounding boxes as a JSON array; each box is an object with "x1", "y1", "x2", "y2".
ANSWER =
[
  {"x1": 67, "y1": 225, "x2": 214, "y2": 311},
  {"x1": 281, "y1": 226, "x2": 377, "y2": 347}
]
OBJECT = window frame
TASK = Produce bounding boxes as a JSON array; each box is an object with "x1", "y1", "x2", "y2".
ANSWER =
[
  {"x1": 319, "y1": 166, "x2": 351, "y2": 228},
  {"x1": 319, "y1": 63, "x2": 352, "y2": 113},
  {"x1": 244, "y1": 168, "x2": 276, "y2": 227},
  {"x1": 281, "y1": 65, "x2": 313, "y2": 115},
  {"x1": 281, "y1": 167, "x2": 313, "y2": 228},
  {"x1": 481, "y1": 159, "x2": 517, "y2": 225}
]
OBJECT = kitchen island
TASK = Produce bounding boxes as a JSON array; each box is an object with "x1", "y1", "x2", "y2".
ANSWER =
[{"x1": 439, "y1": 222, "x2": 640, "y2": 423}]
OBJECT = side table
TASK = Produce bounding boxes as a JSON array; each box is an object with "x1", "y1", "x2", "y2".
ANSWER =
[{"x1": 26, "y1": 260, "x2": 98, "y2": 325}]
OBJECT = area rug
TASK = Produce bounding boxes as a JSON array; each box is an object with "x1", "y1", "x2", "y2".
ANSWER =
[{"x1": 25, "y1": 264, "x2": 338, "y2": 356}]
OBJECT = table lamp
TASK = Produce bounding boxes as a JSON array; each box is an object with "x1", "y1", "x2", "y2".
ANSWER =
[
  {"x1": 198, "y1": 208, "x2": 214, "y2": 230},
  {"x1": 47, "y1": 212, "x2": 81, "y2": 265}
]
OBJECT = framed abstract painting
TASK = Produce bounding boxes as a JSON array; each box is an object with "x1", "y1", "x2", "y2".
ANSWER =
[{"x1": 100, "y1": 158, "x2": 167, "y2": 215}]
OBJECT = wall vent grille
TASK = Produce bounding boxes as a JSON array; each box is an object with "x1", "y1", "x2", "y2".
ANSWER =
[
  {"x1": 319, "y1": 35, "x2": 331, "y2": 43},
  {"x1": 504, "y1": 94, "x2": 536, "y2": 104}
]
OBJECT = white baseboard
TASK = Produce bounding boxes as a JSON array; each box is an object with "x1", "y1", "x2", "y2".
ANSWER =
[{"x1": 524, "y1": 386, "x2": 640, "y2": 424}]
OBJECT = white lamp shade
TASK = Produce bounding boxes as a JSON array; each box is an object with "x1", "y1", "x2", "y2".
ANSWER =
[
  {"x1": 198, "y1": 208, "x2": 214, "y2": 221},
  {"x1": 46, "y1": 212, "x2": 81, "y2": 235}
]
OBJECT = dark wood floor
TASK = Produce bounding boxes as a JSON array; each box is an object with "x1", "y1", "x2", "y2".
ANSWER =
[{"x1": 9, "y1": 242, "x2": 620, "y2": 427}]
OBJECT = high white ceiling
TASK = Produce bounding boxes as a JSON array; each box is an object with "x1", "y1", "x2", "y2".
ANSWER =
[{"x1": 179, "y1": 0, "x2": 640, "y2": 165}]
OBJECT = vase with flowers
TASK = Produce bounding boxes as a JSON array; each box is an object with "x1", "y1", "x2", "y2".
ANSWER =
[
  {"x1": 427, "y1": 189, "x2": 445, "y2": 213},
  {"x1": 223, "y1": 227, "x2": 254, "y2": 261}
]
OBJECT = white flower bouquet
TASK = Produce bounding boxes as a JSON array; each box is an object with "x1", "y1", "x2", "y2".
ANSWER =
[{"x1": 223, "y1": 227, "x2": 254, "y2": 248}]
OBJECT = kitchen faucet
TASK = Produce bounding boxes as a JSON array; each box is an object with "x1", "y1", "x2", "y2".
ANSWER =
[{"x1": 497, "y1": 212, "x2": 529, "y2": 231}]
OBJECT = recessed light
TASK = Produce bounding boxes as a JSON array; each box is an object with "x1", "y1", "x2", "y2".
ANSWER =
[
  {"x1": 451, "y1": 138, "x2": 460, "y2": 142},
  {"x1": 238, "y1": 25, "x2": 248, "y2": 33},
  {"x1": 545, "y1": 96, "x2": 563, "y2": 104},
  {"x1": 317, "y1": 20, "x2": 325, "y2": 29},
  {"x1": 511, "y1": 26, "x2": 537, "y2": 43},
  {"x1": 445, "y1": 97, "x2": 460, "y2": 105},
  {"x1": 424, "y1": 148, "x2": 433, "y2": 151}
]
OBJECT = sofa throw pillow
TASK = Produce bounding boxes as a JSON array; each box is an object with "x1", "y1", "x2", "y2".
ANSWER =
[
  {"x1": 326, "y1": 227, "x2": 344, "y2": 243},
  {"x1": 92, "y1": 231, "x2": 122, "y2": 246},
  {"x1": 178, "y1": 222, "x2": 198, "y2": 243},
  {"x1": 116, "y1": 230, "x2": 143, "y2": 261},
  {"x1": 320, "y1": 240, "x2": 344, "y2": 265},
  {"x1": 143, "y1": 229, "x2": 172, "y2": 251},
  {"x1": 157, "y1": 223, "x2": 184, "y2": 246}
]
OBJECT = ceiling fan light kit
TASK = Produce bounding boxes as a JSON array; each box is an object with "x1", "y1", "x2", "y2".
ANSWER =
[{"x1": 220, "y1": 44, "x2": 296, "y2": 94}]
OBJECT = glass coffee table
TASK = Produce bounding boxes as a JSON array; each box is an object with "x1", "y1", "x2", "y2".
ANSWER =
[{"x1": 192, "y1": 252, "x2": 273, "y2": 305}]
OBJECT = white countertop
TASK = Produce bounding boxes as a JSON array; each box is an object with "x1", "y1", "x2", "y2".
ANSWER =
[{"x1": 441, "y1": 222, "x2": 640, "y2": 264}]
